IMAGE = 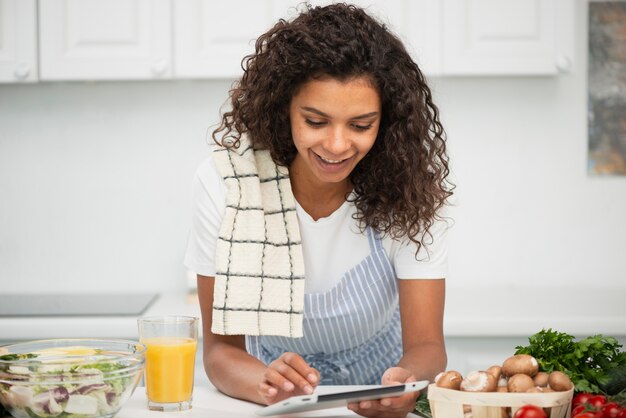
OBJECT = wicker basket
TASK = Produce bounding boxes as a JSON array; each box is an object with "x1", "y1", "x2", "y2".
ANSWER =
[{"x1": 427, "y1": 384, "x2": 573, "y2": 418}]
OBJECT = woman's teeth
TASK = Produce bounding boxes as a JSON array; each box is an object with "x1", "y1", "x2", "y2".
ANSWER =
[{"x1": 319, "y1": 155, "x2": 343, "y2": 164}]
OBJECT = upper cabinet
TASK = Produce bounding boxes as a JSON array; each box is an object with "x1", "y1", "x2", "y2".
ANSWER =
[
  {"x1": 0, "y1": 0, "x2": 38, "y2": 83},
  {"x1": 440, "y1": 0, "x2": 575, "y2": 76},
  {"x1": 173, "y1": 0, "x2": 293, "y2": 78},
  {"x1": 1, "y1": 0, "x2": 576, "y2": 83},
  {"x1": 39, "y1": 0, "x2": 172, "y2": 80}
]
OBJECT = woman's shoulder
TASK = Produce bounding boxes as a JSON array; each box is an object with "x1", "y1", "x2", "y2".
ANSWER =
[
  {"x1": 382, "y1": 212, "x2": 452, "y2": 280},
  {"x1": 191, "y1": 153, "x2": 227, "y2": 208}
]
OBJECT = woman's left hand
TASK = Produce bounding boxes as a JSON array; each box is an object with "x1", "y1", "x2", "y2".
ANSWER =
[{"x1": 347, "y1": 367, "x2": 420, "y2": 418}]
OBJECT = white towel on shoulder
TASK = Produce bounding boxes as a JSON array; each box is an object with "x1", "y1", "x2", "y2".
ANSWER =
[{"x1": 211, "y1": 136, "x2": 305, "y2": 337}]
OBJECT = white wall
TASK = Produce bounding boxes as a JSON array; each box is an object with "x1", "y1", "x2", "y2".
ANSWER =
[
  {"x1": 1, "y1": 2, "x2": 625, "y2": 299},
  {"x1": 0, "y1": 80, "x2": 231, "y2": 293}
]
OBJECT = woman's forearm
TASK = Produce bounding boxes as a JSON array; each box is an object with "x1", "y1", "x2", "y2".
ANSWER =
[
  {"x1": 204, "y1": 341, "x2": 268, "y2": 404},
  {"x1": 397, "y1": 341, "x2": 447, "y2": 383}
]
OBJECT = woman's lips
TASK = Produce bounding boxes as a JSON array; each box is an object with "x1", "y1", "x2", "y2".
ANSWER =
[{"x1": 313, "y1": 151, "x2": 352, "y2": 172}]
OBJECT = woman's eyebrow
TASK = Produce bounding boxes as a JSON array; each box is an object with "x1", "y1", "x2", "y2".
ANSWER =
[{"x1": 301, "y1": 106, "x2": 379, "y2": 119}]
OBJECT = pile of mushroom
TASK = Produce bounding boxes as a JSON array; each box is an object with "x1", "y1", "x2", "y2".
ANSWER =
[
  {"x1": 434, "y1": 354, "x2": 573, "y2": 394},
  {"x1": 433, "y1": 355, "x2": 573, "y2": 418}
]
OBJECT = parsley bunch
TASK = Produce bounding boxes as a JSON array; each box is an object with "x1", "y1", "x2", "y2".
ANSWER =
[{"x1": 515, "y1": 328, "x2": 626, "y2": 394}]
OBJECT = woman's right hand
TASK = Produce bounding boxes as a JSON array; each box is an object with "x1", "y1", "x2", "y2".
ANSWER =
[{"x1": 258, "y1": 352, "x2": 321, "y2": 405}]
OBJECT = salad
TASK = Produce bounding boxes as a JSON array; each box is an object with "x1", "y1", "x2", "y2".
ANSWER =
[{"x1": 0, "y1": 346, "x2": 143, "y2": 418}]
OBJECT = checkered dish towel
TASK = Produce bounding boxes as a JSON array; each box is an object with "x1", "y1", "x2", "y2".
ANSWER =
[{"x1": 211, "y1": 136, "x2": 305, "y2": 337}]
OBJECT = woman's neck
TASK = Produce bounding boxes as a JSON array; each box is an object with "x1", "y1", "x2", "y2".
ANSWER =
[{"x1": 289, "y1": 162, "x2": 352, "y2": 221}]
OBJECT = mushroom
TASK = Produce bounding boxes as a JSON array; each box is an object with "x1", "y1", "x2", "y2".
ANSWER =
[
  {"x1": 507, "y1": 373, "x2": 535, "y2": 393},
  {"x1": 548, "y1": 371, "x2": 573, "y2": 391},
  {"x1": 435, "y1": 370, "x2": 463, "y2": 390},
  {"x1": 460, "y1": 371, "x2": 497, "y2": 392},
  {"x1": 502, "y1": 354, "x2": 539, "y2": 377},
  {"x1": 533, "y1": 371, "x2": 549, "y2": 387},
  {"x1": 496, "y1": 375, "x2": 508, "y2": 392},
  {"x1": 486, "y1": 365, "x2": 502, "y2": 381}
]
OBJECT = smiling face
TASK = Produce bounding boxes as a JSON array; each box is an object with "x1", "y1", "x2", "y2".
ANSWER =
[{"x1": 288, "y1": 76, "x2": 382, "y2": 191}]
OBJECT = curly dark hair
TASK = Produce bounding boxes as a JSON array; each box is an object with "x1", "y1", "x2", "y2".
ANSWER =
[{"x1": 213, "y1": 2, "x2": 453, "y2": 252}]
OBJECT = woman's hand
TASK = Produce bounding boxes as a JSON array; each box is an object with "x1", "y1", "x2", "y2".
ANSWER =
[
  {"x1": 258, "y1": 352, "x2": 321, "y2": 405},
  {"x1": 347, "y1": 367, "x2": 420, "y2": 418}
]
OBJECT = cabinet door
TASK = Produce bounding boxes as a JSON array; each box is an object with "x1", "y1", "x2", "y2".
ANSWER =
[
  {"x1": 173, "y1": 0, "x2": 294, "y2": 79},
  {"x1": 0, "y1": 0, "x2": 37, "y2": 83},
  {"x1": 39, "y1": 0, "x2": 171, "y2": 80},
  {"x1": 442, "y1": 0, "x2": 574, "y2": 75}
]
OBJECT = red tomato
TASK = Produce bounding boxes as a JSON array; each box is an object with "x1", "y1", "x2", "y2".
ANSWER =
[
  {"x1": 618, "y1": 409, "x2": 626, "y2": 418},
  {"x1": 602, "y1": 403, "x2": 623, "y2": 418},
  {"x1": 573, "y1": 393, "x2": 596, "y2": 409},
  {"x1": 588, "y1": 395, "x2": 608, "y2": 409},
  {"x1": 514, "y1": 405, "x2": 548, "y2": 418},
  {"x1": 573, "y1": 405, "x2": 591, "y2": 415}
]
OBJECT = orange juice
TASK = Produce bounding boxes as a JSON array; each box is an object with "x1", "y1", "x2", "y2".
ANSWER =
[{"x1": 141, "y1": 337, "x2": 197, "y2": 403}]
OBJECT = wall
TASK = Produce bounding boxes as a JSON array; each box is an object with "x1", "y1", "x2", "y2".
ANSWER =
[{"x1": 1, "y1": 3, "x2": 625, "y2": 304}]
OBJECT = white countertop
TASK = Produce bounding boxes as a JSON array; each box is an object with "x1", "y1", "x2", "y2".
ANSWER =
[
  {"x1": 1, "y1": 285, "x2": 625, "y2": 342},
  {"x1": 116, "y1": 386, "x2": 423, "y2": 418}
]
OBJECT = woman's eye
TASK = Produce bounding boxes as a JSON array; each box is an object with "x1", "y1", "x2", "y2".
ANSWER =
[
  {"x1": 353, "y1": 124, "x2": 373, "y2": 131},
  {"x1": 305, "y1": 119, "x2": 326, "y2": 127}
]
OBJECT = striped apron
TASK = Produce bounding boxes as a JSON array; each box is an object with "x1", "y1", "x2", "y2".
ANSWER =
[{"x1": 246, "y1": 228, "x2": 403, "y2": 385}]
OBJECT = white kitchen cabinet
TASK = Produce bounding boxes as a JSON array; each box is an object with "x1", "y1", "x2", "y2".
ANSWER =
[
  {"x1": 0, "y1": 0, "x2": 38, "y2": 83},
  {"x1": 7, "y1": 0, "x2": 576, "y2": 82},
  {"x1": 441, "y1": 0, "x2": 575, "y2": 75},
  {"x1": 38, "y1": 0, "x2": 172, "y2": 81},
  {"x1": 173, "y1": 0, "x2": 296, "y2": 79}
]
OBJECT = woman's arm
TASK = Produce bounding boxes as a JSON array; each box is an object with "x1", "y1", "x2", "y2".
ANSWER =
[
  {"x1": 396, "y1": 278, "x2": 447, "y2": 381},
  {"x1": 348, "y1": 278, "x2": 446, "y2": 418},
  {"x1": 197, "y1": 275, "x2": 267, "y2": 403},
  {"x1": 197, "y1": 275, "x2": 319, "y2": 404}
]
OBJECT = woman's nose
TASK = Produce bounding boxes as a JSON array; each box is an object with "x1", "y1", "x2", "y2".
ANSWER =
[{"x1": 323, "y1": 127, "x2": 351, "y2": 155}]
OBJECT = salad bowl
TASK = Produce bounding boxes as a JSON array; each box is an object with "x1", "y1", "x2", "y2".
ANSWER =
[{"x1": 0, "y1": 338, "x2": 145, "y2": 418}]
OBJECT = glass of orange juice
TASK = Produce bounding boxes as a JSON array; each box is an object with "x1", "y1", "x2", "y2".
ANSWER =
[{"x1": 137, "y1": 316, "x2": 199, "y2": 411}]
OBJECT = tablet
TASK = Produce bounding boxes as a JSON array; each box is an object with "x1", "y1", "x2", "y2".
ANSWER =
[{"x1": 255, "y1": 380, "x2": 429, "y2": 416}]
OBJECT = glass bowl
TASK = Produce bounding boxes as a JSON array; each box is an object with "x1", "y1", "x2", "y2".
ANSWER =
[{"x1": 0, "y1": 339, "x2": 145, "y2": 418}]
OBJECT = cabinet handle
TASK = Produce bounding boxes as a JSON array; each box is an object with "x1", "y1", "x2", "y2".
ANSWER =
[
  {"x1": 14, "y1": 63, "x2": 31, "y2": 80},
  {"x1": 555, "y1": 55, "x2": 571, "y2": 73},
  {"x1": 152, "y1": 59, "x2": 169, "y2": 77}
]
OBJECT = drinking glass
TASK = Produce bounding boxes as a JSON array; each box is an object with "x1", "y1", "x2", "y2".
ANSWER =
[{"x1": 137, "y1": 316, "x2": 199, "y2": 411}]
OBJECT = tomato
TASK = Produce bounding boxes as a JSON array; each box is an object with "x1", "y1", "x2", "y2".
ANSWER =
[
  {"x1": 602, "y1": 403, "x2": 623, "y2": 418},
  {"x1": 588, "y1": 395, "x2": 608, "y2": 409},
  {"x1": 514, "y1": 405, "x2": 548, "y2": 418},
  {"x1": 573, "y1": 405, "x2": 591, "y2": 415},
  {"x1": 618, "y1": 409, "x2": 626, "y2": 418},
  {"x1": 574, "y1": 393, "x2": 596, "y2": 409},
  {"x1": 573, "y1": 413, "x2": 599, "y2": 418}
]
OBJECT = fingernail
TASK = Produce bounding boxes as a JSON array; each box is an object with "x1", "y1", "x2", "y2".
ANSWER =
[
  {"x1": 268, "y1": 387, "x2": 277, "y2": 396},
  {"x1": 361, "y1": 401, "x2": 371, "y2": 409},
  {"x1": 303, "y1": 385, "x2": 313, "y2": 394},
  {"x1": 283, "y1": 381, "x2": 294, "y2": 391},
  {"x1": 381, "y1": 399, "x2": 391, "y2": 406},
  {"x1": 307, "y1": 373, "x2": 318, "y2": 383}
]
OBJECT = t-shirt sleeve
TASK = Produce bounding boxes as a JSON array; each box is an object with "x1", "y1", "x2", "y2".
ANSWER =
[
  {"x1": 183, "y1": 154, "x2": 227, "y2": 277},
  {"x1": 391, "y1": 213, "x2": 451, "y2": 280}
]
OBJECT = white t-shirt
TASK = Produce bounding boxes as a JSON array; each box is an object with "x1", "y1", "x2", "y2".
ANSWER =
[{"x1": 184, "y1": 154, "x2": 449, "y2": 294}]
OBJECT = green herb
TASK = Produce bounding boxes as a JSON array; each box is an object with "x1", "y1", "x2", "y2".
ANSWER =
[
  {"x1": 0, "y1": 353, "x2": 38, "y2": 362},
  {"x1": 79, "y1": 361, "x2": 126, "y2": 373},
  {"x1": 515, "y1": 328, "x2": 626, "y2": 394},
  {"x1": 414, "y1": 391, "x2": 432, "y2": 418}
]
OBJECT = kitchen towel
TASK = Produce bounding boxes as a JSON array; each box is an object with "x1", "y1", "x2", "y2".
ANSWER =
[{"x1": 211, "y1": 135, "x2": 305, "y2": 337}]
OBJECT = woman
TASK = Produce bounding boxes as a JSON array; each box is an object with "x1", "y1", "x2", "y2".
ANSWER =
[{"x1": 184, "y1": 3, "x2": 453, "y2": 417}]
